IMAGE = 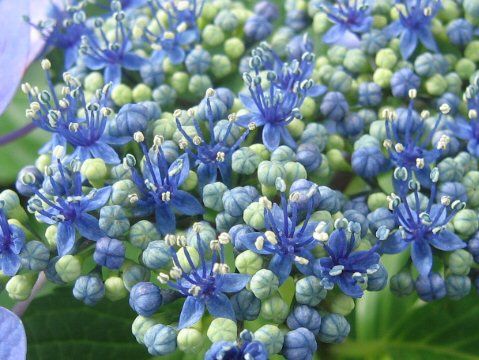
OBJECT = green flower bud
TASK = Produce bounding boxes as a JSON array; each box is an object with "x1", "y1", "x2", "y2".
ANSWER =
[
  {"x1": 162, "y1": 57, "x2": 182, "y2": 74},
  {"x1": 285, "y1": 119, "x2": 305, "y2": 140},
  {"x1": 171, "y1": 72, "x2": 189, "y2": 94},
  {"x1": 177, "y1": 328, "x2": 204, "y2": 353},
  {"x1": 122, "y1": 263, "x2": 150, "y2": 291},
  {"x1": 177, "y1": 246, "x2": 200, "y2": 273},
  {"x1": 254, "y1": 325, "x2": 284, "y2": 355},
  {"x1": 309, "y1": 155, "x2": 330, "y2": 182},
  {"x1": 313, "y1": 12, "x2": 329, "y2": 33},
  {"x1": 129, "y1": 220, "x2": 160, "y2": 250},
  {"x1": 261, "y1": 184, "x2": 277, "y2": 198},
  {"x1": 132, "y1": 84, "x2": 152, "y2": 102},
  {"x1": 188, "y1": 74, "x2": 213, "y2": 97},
  {"x1": 295, "y1": 275, "x2": 327, "y2": 306},
  {"x1": 260, "y1": 296, "x2": 289, "y2": 323},
  {"x1": 390, "y1": 272, "x2": 414, "y2": 296},
  {"x1": 203, "y1": 182, "x2": 228, "y2": 212},
  {"x1": 327, "y1": 46, "x2": 347, "y2": 66},
  {"x1": 84, "y1": 72, "x2": 104, "y2": 92},
  {"x1": 111, "y1": 179, "x2": 139, "y2": 207},
  {"x1": 373, "y1": 68, "x2": 393, "y2": 88},
  {"x1": 243, "y1": 202, "x2": 265, "y2": 229},
  {"x1": 463, "y1": 171, "x2": 479, "y2": 208},
  {"x1": 453, "y1": 209, "x2": 479, "y2": 237},
  {"x1": 316, "y1": 64, "x2": 335, "y2": 84},
  {"x1": 6, "y1": 274, "x2": 35, "y2": 301},
  {"x1": 0, "y1": 189, "x2": 20, "y2": 212},
  {"x1": 455, "y1": 59, "x2": 476, "y2": 80},
  {"x1": 455, "y1": 152, "x2": 477, "y2": 173},
  {"x1": 99, "y1": 205, "x2": 130, "y2": 238},
  {"x1": 465, "y1": 41, "x2": 479, "y2": 62},
  {"x1": 132, "y1": 315, "x2": 157, "y2": 344},
  {"x1": 250, "y1": 269, "x2": 279, "y2": 300},
  {"x1": 271, "y1": 146, "x2": 296, "y2": 165},
  {"x1": 300, "y1": 97, "x2": 316, "y2": 119},
  {"x1": 445, "y1": 72, "x2": 462, "y2": 95},
  {"x1": 111, "y1": 84, "x2": 133, "y2": 106},
  {"x1": 201, "y1": 3, "x2": 219, "y2": 20},
  {"x1": 45, "y1": 225, "x2": 58, "y2": 251},
  {"x1": 425, "y1": 74, "x2": 448, "y2": 96},
  {"x1": 232, "y1": 147, "x2": 261, "y2": 175},
  {"x1": 329, "y1": 70, "x2": 353, "y2": 93},
  {"x1": 375, "y1": 48, "x2": 397, "y2": 69},
  {"x1": 153, "y1": 85, "x2": 177, "y2": 108},
  {"x1": 211, "y1": 55, "x2": 232, "y2": 78},
  {"x1": 235, "y1": 250, "x2": 263, "y2": 275},
  {"x1": 367, "y1": 193, "x2": 388, "y2": 211},
  {"x1": 344, "y1": 49, "x2": 368, "y2": 73},
  {"x1": 105, "y1": 276, "x2": 128, "y2": 301},
  {"x1": 326, "y1": 134, "x2": 345, "y2": 151},
  {"x1": 224, "y1": 37, "x2": 245, "y2": 59},
  {"x1": 35, "y1": 154, "x2": 51, "y2": 172},
  {"x1": 448, "y1": 249, "x2": 473, "y2": 276},
  {"x1": 354, "y1": 134, "x2": 380, "y2": 150},
  {"x1": 153, "y1": 116, "x2": 177, "y2": 140},
  {"x1": 369, "y1": 120, "x2": 387, "y2": 142},
  {"x1": 55, "y1": 255, "x2": 82, "y2": 283},
  {"x1": 324, "y1": 292, "x2": 355, "y2": 316},
  {"x1": 80, "y1": 158, "x2": 108, "y2": 187},
  {"x1": 180, "y1": 170, "x2": 198, "y2": 191},
  {"x1": 373, "y1": 15, "x2": 388, "y2": 28},
  {"x1": 438, "y1": 0, "x2": 461, "y2": 21},
  {"x1": 284, "y1": 162, "x2": 307, "y2": 184},
  {"x1": 327, "y1": 149, "x2": 351, "y2": 172},
  {"x1": 258, "y1": 161, "x2": 286, "y2": 186},
  {"x1": 438, "y1": 158, "x2": 464, "y2": 183},
  {"x1": 207, "y1": 318, "x2": 237, "y2": 342},
  {"x1": 202, "y1": 25, "x2": 225, "y2": 47},
  {"x1": 250, "y1": 144, "x2": 270, "y2": 160}
]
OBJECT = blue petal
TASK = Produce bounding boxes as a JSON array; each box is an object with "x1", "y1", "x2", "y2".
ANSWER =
[
  {"x1": 169, "y1": 154, "x2": 190, "y2": 186},
  {"x1": 0, "y1": 307, "x2": 27, "y2": 360},
  {"x1": 327, "y1": 230, "x2": 348, "y2": 259},
  {"x1": 89, "y1": 143, "x2": 121, "y2": 165},
  {"x1": 428, "y1": 230, "x2": 466, "y2": 251},
  {"x1": 279, "y1": 126, "x2": 297, "y2": 149},
  {"x1": 383, "y1": 21, "x2": 403, "y2": 38},
  {"x1": 269, "y1": 253, "x2": 293, "y2": 284},
  {"x1": 411, "y1": 240, "x2": 433, "y2": 276},
  {"x1": 156, "y1": 204, "x2": 176, "y2": 235},
  {"x1": 121, "y1": 53, "x2": 147, "y2": 70},
  {"x1": 418, "y1": 28, "x2": 438, "y2": 52},
  {"x1": 218, "y1": 273, "x2": 250, "y2": 293},
  {"x1": 0, "y1": 251, "x2": 21, "y2": 276},
  {"x1": 307, "y1": 84, "x2": 327, "y2": 98},
  {"x1": 172, "y1": 190, "x2": 204, "y2": 216},
  {"x1": 177, "y1": 30, "x2": 197, "y2": 45},
  {"x1": 399, "y1": 30, "x2": 418, "y2": 59},
  {"x1": 75, "y1": 214, "x2": 104, "y2": 241},
  {"x1": 322, "y1": 25, "x2": 346, "y2": 44},
  {"x1": 239, "y1": 94, "x2": 257, "y2": 112},
  {"x1": 380, "y1": 231, "x2": 409, "y2": 254},
  {"x1": 83, "y1": 55, "x2": 106, "y2": 70},
  {"x1": 57, "y1": 222, "x2": 76, "y2": 256},
  {"x1": 178, "y1": 296, "x2": 205, "y2": 329},
  {"x1": 205, "y1": 293, "x2": 235, "y2": 320},
  {"x1": 168, "y1": 47, "x2": 186, "y2": 65},
  {"x1": 104, "y1": 64, "x2": 122, "y2": 86},
  {"x1": 262, "y1": 123, "x2": 281, "y2": 151},
  {"x1": 197, "y1": 163, "x2": 217, "y2": 188},
  {"x1": 82, "y1": 187, "x2": 112, "y2": 212},
  {"x1": 238, "y1": 232, "x2": 274, "y2": 255},
  {"x1": 337, "y1": 275, "x2": 363, "y2": 298},
  {"x1": 446, "y1": 118, "x2": 473, "y2": 140}
]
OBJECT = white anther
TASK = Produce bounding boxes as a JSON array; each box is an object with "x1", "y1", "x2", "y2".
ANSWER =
[
  {"x1": 133, "y1": 131, "x2": 145, "y2": 143},
  {"x1": 218, "y1": 232, "x2": 231, "y2": 245},
  {"x1": 128, "y1": 193, "x2": 139, "y2": 204},
  {"x1": 41, "y1": 59, "x2": 51, "y2": 70},
  {"x1": 383, "y1": 139, "x2": 392, "y2": 149},
  {"x1": 258, "y1": 196, "x2": 272, "y2": 209},
  {"x1": 469, "y1": 109, "x2": 478, "y2": 119},
  {"x1": 264, "y1": 230, "x2": 278, "y2": 245},
  {"x1": 439, "y1": 103, "x2": 451, "y2": 114},
  {"x1": 188, "y1": 285, "x2": 201, "y2": 296},
  {"x1": 161, "y1": 191, "x2": 171, "y2": 202},
  {"x1": 165, "y1": 234, "x2": 177, "y2": 246},
  {"x1": 69, "y1": 123, "x2": 79, "y2": 132},
  {"x1": 436, "y1": 134, "x2": 450, "y2": 150},
  {"x1": 255, "y1": 236, "x2": 264, "y2": 250},
  {"x1": 440, "y1": 196, "x2": 451, "y2": 206},
  {"x1": 416, "y1": 158, "x2": 425, "y2": 169},
  {"x1": 408, "y1": 88, "x2": 417, "y2": 99},
  {"x1": 228, "y1": 113, "x2": 237, "y2": 122},
  {"x1": 193, "y1": 135, "x2": 202, "y2": 145},
  {"x1": 216, "y1": 151, "x2": 225, "y2": 162},
  {"x1": 164, "y1": 31, "x2": 175, "y2": 40},
  {"x1": 294, "y1": 256, "x2": 309, "y2": 265},
  {"x1": 394, "y1": 143, "x2": 404, "y2": 153},
  {"x1": 53, "y1": 145, "x2": 66, "y2": 159},
  {"x1": 210, "y1": 240, "x2": 220, "y2": 251},
  {"x1": 153, "y1": 135, "x2": 164, "y2": 146},
  {"x1": 206, "y1": 88, "x2": 215, "y2": 97},
  {"x1": 247, "y1": 122, "x2": 257, "y2": 131},
  {"x1": 157, "y1": 273, "x2": 170, "y2": 284}
]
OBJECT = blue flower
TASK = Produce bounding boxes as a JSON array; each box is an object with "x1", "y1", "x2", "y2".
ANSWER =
[
  {"x1": 25, "y1": 70, "x2": 121, "y2": 164},
  {"x1": 0, "y1": 306, "x2": 27, "y2": 360},
  {"x1": 239, "y1": 179, "x2": 319, "y2": 284},
  {"x1": 25, "y1": 156, "x2": 111, "y2": 256},
  {"x1": 145, "y1": 0, "x2": 200, "y2": 65},
  {"x1": 176, "y1": 91, "x2": 250, "y2": 189},
  {"x1": 0, "y1": 208, "x2": 25, "y2": 276},
  {"x1": 381, "y1": 172, "x2": 466, "y2": 277},
  {"x1": 80, "y1": 11, "x2": 147, "y2": 85},
  {"x1": 384, "y1": 0, "x2": 442, "y2": 59},
  {"x1": 205, "y1": 330, "x2": 268, "y2": 360},
  {"x1": 313, "y1": 220, "x2": 381, "y2": 298},
  {"x1": 128, "y1": 136, "x2": 204, "y2": 235},
  {"x1": 161, "y1": 234, "x2": 250, "y2": 329},
  {"x1": 319, "y1": 0, "x2": 373, "y2": 47}
]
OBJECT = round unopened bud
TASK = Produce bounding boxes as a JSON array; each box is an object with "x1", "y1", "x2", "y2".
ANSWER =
[
  {"x1": 260, "y1": 296, "x2": 289, "y2": 323},
  {"x1": 105, "y1": 276, "x2": 128, "y2": 301},
  {"x1": 132, "y1": 315, "x2": 157, "y2": 344},
  {"x1": 254, "y1": 325, "x2": 284, "y2": 355},
  {"x1": 129, "y1": 220, "x2": 161, "y2": 250},
  {"x1": 243, "y1": 202, "x2": 265, "y2": 229},
  {"x1": 448, "y1": 249, "x2": 473, "y2": 275},
  {"x1": 55, "y1": 255, "x2": 82, "y2": 283},
  {"x1": 318, "y1": 313, "x2": 350, "y2": 343},
  {"x1": 144, "y1": 324, "x2": 177, "y2": 356},
  {"x1": 6, "y1": 274, "x2": 35, "y2": 301},
  {"x1": 177, "y1": 328, "x2": 204, "y2": 353},
  {"x1": 80, "y1": 158, "x2": 108, "y2": 187},
  {"x1": 207, "y1": 318, "x2": 237, "y2": 343},
  {"x1": 250, "y1": 269, "x2": 279, "y2": 300},
  {"x1": 453, "y1": 209, "x2": 478, "y2": 236}
]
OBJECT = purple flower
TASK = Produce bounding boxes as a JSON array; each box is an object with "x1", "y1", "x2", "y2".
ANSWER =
[
  {"x1": 0, "y1": 307, "x2": 27, "y2": 360},
  {"x1": 0, "y1": 209, "x2": 25, "y2": 276},
  {"x1": 384, "y1": 0, "x2": 441, "y2": 59}
]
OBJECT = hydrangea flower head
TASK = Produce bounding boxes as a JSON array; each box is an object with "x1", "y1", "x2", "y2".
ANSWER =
[{"x1": 0, "y1": 207, "x2": 25, "y2": 276}]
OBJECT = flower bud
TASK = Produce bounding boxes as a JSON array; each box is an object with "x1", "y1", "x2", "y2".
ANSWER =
[
  {"x1": 287, "y1": 305, "x2": 321, "y2": 335},
  {"x1": 129, "y1": 220, "x2": 160, "y2": 250},
  {"x1": 202, "y1": 182, "x2": 228, "y2": 212},
  {"x1": 463, "y1": 171, "x2": 479, "y2": 207},
  {"x1": 425, "y1": 74, "x2": 448, "y2": 96},
  {"x1": 207, "y1": 318, "x2": 237, "y2": 343},
  {"x1": 448, "y1": 249, "x2": 473, "y2": 276},
  {"x1": 375, "y1": 48, "x2": 397, "y2": 69},
  {"x1": 129, "y1": 282, "x2": 162, "y2": 316},
  {"x1": 254, "y1": 325, "x2": 284, "y2": 355},
  {"x1": 453, "y1": 209, "x2": 479, "y2": 237},
  {"x1": 300, "y1": 123, "x2": 328, "y2": 152},
  {"x1": 250, "y1": 269, "x2": 279, "y2": 300},
  {"x1": 99, "y1": 205, "x2": 130, "y2": 238},
  {"x1": 320, "y1": 92, "x2": 349, "y2": 121},
  {"x1": 232, "y1": 147, "x2": 261, "y2": 175},
  {"x1": 122, "y1": 263, "x2": 150, "y2": 291},
  {"x1": 295, "y1": 275, "x2": 327, "y2": 306},
  {"x1": 170, "y1": 72, "x2": 189, "y2": 94},
  {"x1": 177, "y1": 328, "x2": 204, "y2": 353},
  {"x1": 318, "y1": 313, "x2": 350, "y2": 343},
  {"x1": 390, "y1": 272, "x2": 415, "y2": 297},
  {"x1": 282, "y1": 327, "x2": 317, "y2": 360},
  {"x1": 231, "y1": 289, "x2": 261, "y2": 321},
  {"x1": 142, "y1": 240, "x2": 170, "y2": 269},
  {"x1": 144, "y1": 324, "x2": 177, "y2": 356},
  {"x1": 224, "y1": 37, "x2": 245, "y2": 59},
  {"x1": 19, "y1": 240, "x2": 49, "y2": 271},
  {"x1": 6, "y1": 274, "x2": 35, "y2": 301},
  {"x1": 465, "y1": 41, "x2": 479, "y2": 62},
  {"x1": 446, "y1": 275, "x2": 471, "y2": 300},
  {"x1": 188, "y1": 74, "x2": 213, "y2": 97},
  {"x1": 352, "y1": 146, "x2": 385, "y2": 178},
  {"x1": 343, "y1": 49, "x2": 368, "y2": 73},
  {"x1": 244, "y1": 15, "x2": 272, "y2": 41},
  {"x1": 367, "y1": 263, "x2": 388, "y2": 291},
  {"x1": 104, "y1": 276, "x2": 128, "y2": 301},
  {"x1": 202, "y1": 24, "x2": 225, "y2": 47},
  {"x1": 324, "y1": 292, "x2": 355, "y2": 316},
  {"x1": 416, "y1": 272, "x2": 446, "y2": 302},
  {"x1": 284, "y1": 162, "x2": 307, "y2": 184},
  {"x1": 55, "y1": 255, "x2": 82, "y2": 283},
  {"x1": 94, "y1": 237, "x2": 125, "y2": 269},
  {"x1": 243, "y1": 202, "x2": 265, "y2": 230},
  {"x1": 111, "y1": 84, "x2": 133, "y2": 106},
  {"x1": 373, "y1": 68, "x2": 393, "y2": 88},
  {"x1": 152, "y1": 85, "x2": 177, "y2": 108},
  {"x1": 260, "y1": 296, "x2": 289, "y2": 323},
  {"x1": 329, "y1": 70, "x2": 353, "y2": 94},
  {"x1": 235, "y1": 250, "x2": 263, "y2": 275},
  {"x1": 132, "y1": 83, "x2": 152, "y2": 102},
  {"x1": 176, "y1": 246, "x2": 200, "y2": 273},
  {"x1": 132, "y1": 315, "x2": 157, "y2": 344},
  {"x1": 249, "y1": 144, "x2": 270, "y2": 160},
  {"x1": 73, "y1": 275, "x2": 105, "y2": 306},
  {"x1": 215, "y1": 211, "x2": 241, "y2": 233},
  {"x1": 111, "y1": 179, "x2": 139, "y2": 207},
  {"x1": 222, "y1": 187, "x2": 253, "y2": 217}
]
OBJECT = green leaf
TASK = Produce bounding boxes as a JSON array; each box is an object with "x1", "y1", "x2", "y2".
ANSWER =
[
  {"x1": 377, "y1": 170, "x2": 394, "y2": 194},
  {"x1": 22, "y1": 287, "x2": 149, "y2": 360}
]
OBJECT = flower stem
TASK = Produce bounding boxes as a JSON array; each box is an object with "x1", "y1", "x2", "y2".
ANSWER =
[
  {"x1": 12, "y1": 272, "x2": 47, "y2": 317},
  {"x1": 0, "y1": 122, "x2": 37, "y2": 146}
]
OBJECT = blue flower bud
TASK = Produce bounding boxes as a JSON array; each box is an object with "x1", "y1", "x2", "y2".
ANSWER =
[
  {"x1": 122, "y1": 264, "x2": 150, "y2": 291},
  {"x1": 343, "y1": 197, "x2": 369, "y2": 216},
  {"x1": 129, "y1": 282, "x2": 162, "y2": 316},
  {"x1": 414, "y1": 53, "x2": 449, "y2": 77},
  {"x1": 287, "y1": 305, "x2": 322, "y2": 335},
  {"x1": 258, "y1": 161, "x2": 286, "y2": 187},
  {"x1": 153, "y1": 85, "x2": 177, "y2": 108},
  {"x1": 45, "y1": 257, "x2": 66, "y2": 285},
  {"x1": 214, "y1": 119, "x2": 243, "y2": 147},
  {"x1": 222, "y1": 187, "x2": 254, "y2": 217},
  {"x1": 186, "y1": 221, "x2": 216, "y2": 249},
  {"x1": 352, "y1": 146, "x2": 386, "y2": 178},
  {"x1": 296, "y1": 144, "x2": 322, "y2": 172},
  {"x1": 232, "y1": 147, "x2": 261, "y2": 175},
  {"x1": 300, "y1": 123, "x2": 329, "y2": 152},
  {"x1": 144, "y1": 324, "x2": 177, "y2": 356},
  {"x1": 214, "y1": 9, "x2": 239, "y2": 31},
  {"x1": 113, "y1": 103, "x2": 149, "y2": 137},
  {"x1": 215, "y1": 211, "x2": 241, "y2": 233},
  {"x1": 215, "y1": 87, "x2": 235, "y2": 109},
  {"x1": 295, "y1": 275, "x2": 327, "y2": 306},
  {"x1": 367, "y1": 207, "x2": 396, "y2": 233},
  {"x1": 94, "y1": 237, "x2": 125, "y2": 269},
  {"x1": 416, "y1": 272, "x2": 446, "y2": 302},
  {"x1": 132, "y1": 315, "x2": 157, "y2": 344},
  {"x1": 337, "y1": 113, "x2": 364, "y2": 137},
  {"x1": 140, "y1": 62, "x2": 165, "y2": 87},
  {"x1": 19, "y1": 240, "x2": 50, "y2": 271},
  {"x1": 320, "y1": 92, "x2": 349, "y2": 121},
  {"x1": 289, "y1": 179, "x2": 321, "y2": 211},
  {"x1": 203, "y1": 182, "x2": 228, "y2": 212},
  {"x1": 254, "y1": 1, "x2": 279, "y2": 21},
  {"x1": 139, "y1": 101, "x2": 161, "y2": 121},
  {"x1": 317, "y1": 186, "x2": 341, "y2": 213},
  {"x1": 343, "y1": 210, "x2": 368, "y2": 238},
  {"x1": 358, "y1": 82, "x2": 383, "y2": 107},
  {"x1": 282, "y1": 328, "x2": 317, "y2": 360},
  {"x1": 446, "y1": 275, "x2": 471, "y2": 300},
  {"x1": 16, "y1": 166, "x2": 44, "y2": 196},
  {"x1": 318, "y1": 313, "x2": 350, "y2": 343},
  {"x1": 285, "y1": 9, "x2": 308, "y2": 31},
  {"x1": 432, "y1": 130, "x2": 460, "y2": 157},
  {"x1": 73, "y1": 275, "x2": 105, "y2": 306},
  {"x1": 197, "y1": 94, "x2": 228, "y2": 122},
  {"x1": 271, "y1": 146, "x2": 296, "y2": 165},
  {"x1": 99, "y1": 205, "x2": 130, "y2": 238},
  {"x1": 361, "y1": 30, "x2": 388, "y2": 55},
  {"x1": 129, "y1": 220, "x2": 160, "y2": 250},
  {"x1": 367, "y1": 263, "x2": 388, "y2": 291},
  {"x1": 231, "y1": 289, "x2": 261, "y2": 321},
  {"x1": 229, "y1": 224, "x2": 254, "y2": 251},
  {"x1": 185, "y1": 47, "x2": 211, "y2": 75},
  {"x1": 436, "y1": 93, "x2": 461, "y2": 115},
  {"x1": 467, "y1": 234, "x2": 479, "y2": 262},
  {"x1": 390, "y1": 272, "x2": 415, "y2": 296},
  {"x1": 390, "y1": 68, "x2": 421, "y2": 97},
  {"x1": 142, "y1": 240, "x2": 170, "y2": 269},
  {"x1": 437, "y1": 182, "x2": 468, "y2": 203}
]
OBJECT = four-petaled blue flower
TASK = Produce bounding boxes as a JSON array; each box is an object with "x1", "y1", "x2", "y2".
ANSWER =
[
  {"x1": 25, "y1": 157, "x2": 111, "y2": 256},
  {"x1": 128, "y1": 136, "x2": 204, "y2": 235},
  {"x1": 240, "y1": 180, "x2": 319, "y2": 284},
  {"x1": 381, "y1": 172, "x2": 466, "y2": 277},
  {"x1": 384, "y1": 0, "x2": 442, "y2": 59},
  {"x1": 0, "y1": 208, "x2": 25, "y2": 276},
  {"x1": 319, "y1": 0, "x2": 373, "y2": 47},
  {"x1": 81, "y1": 11, "x2": 147, "y2": 85},
  {"x1": 163, "y1": 234, "x2": 250, "y2": 329},
  {"x1": 313, "y1": 221, "x2": 381, "y2": 298},
  {"x1": 205, "y1": 330, "x2": 268, "y2": 360}
]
